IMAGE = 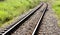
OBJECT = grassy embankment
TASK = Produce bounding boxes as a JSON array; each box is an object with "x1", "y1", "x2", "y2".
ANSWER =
[
  {"x1": 0, "y1": 0, "x2": 40, "y2": 27},
  {"x1": 52, "y1": 0, "x2": 60, "y2": 27}
]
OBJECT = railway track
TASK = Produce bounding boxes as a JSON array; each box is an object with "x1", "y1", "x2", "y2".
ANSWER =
[
  {"x1": 32, "y1": 3, "x2": 48, "y2": 35},
  {"x1": 0, "y1": 2, "x2": 48, "y2": 35}
]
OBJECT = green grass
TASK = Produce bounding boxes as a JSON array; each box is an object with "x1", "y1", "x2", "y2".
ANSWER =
[
  {"x1": 52, "y1": 0, "x2": 60, "y2": 27},
  {"x1": 0, "y1": 0, "x2": 40, "y2": 26}
]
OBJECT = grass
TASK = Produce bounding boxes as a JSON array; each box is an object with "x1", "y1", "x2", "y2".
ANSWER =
[
  {"x1": 52, "y1": 0, "x2": 60, "y2": 27},
  {"x1": 0, "y1": 0, "x2": 40, "y2": 27}
]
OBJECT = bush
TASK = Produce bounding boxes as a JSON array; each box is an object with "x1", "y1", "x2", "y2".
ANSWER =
[
  {"x1": 0, "y1": 11, "x2": 13, "y2": 23},
  {"x1": 0, "y1": 0, "x2": 40, "y2": 24},
  {"x1": 0, "y1": 0, "x2": 4, "y2": 1}
]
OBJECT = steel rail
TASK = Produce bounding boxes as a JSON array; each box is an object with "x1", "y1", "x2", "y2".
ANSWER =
[
  {"x1": 32, "y1": 3, "x2": 48, "y2": 35},
  {"x1": 0, "y1": 2, "x2": 44, "y2": 35}
]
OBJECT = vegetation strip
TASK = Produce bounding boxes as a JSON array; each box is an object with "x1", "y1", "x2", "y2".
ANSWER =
[
  {"x1": 0, "y1": 0, "x2": 40, "y2": 26},
  {"x1": 52, "y1": 0, "x2": 60, "y2": 26}
]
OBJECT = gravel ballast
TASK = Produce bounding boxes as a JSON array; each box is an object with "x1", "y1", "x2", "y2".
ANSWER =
[{"x1": 37, "y1": 3, "x2": 60, "y2": 35}]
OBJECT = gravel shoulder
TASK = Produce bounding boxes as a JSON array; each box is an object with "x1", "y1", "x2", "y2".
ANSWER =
[{"x1": 37, "y1": 3, "x2": 60, "y2": 35}]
